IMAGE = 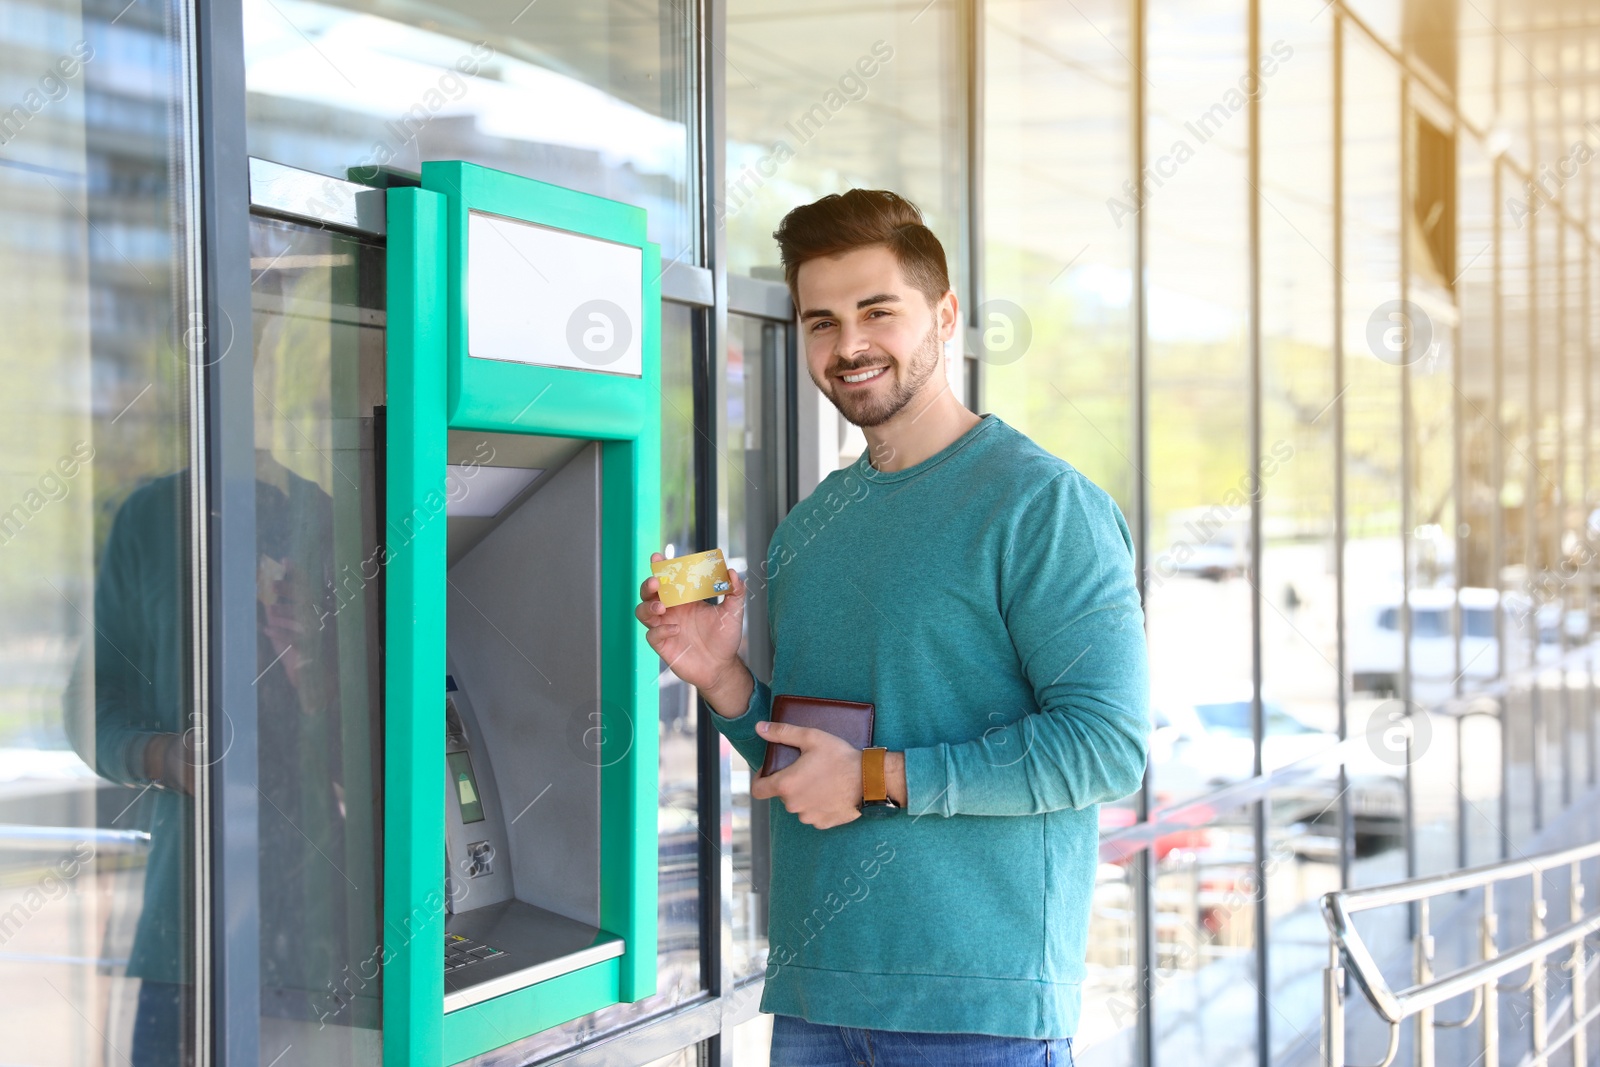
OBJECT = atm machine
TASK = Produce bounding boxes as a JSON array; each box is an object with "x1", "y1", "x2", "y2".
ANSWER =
[{"x1": 383, "y1": 162, "x2": 660, "y2": 1065}]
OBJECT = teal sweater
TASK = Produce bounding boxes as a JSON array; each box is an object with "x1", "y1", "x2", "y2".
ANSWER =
[{"x1": 711, "y1": 413, "x2": 1149, "y2": 1038}]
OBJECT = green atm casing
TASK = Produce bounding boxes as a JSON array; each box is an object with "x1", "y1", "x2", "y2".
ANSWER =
[{"x1": 384, "y1": 161, "x2": 661, "y2": 1065}]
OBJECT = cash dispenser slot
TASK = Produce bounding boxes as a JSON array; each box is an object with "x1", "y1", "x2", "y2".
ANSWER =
[{"x1": 439, "y1": 428, "x2": 624, "y2": 1013}]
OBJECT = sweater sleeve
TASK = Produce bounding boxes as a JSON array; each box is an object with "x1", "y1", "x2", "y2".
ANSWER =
[
  {"x1": 707, "y1": 675, "x2": 774, "y2": 773},
  {"x1": 902, "y1": 470, "x2": 1149, "y2": 817},
  {"x1": 64, "y1": 490, "x2": 162, "y2": 787}
]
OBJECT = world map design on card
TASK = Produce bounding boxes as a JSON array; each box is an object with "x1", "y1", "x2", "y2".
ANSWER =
[{"x1": 651, "y1": 548, "x2": 731, "y2": 607}]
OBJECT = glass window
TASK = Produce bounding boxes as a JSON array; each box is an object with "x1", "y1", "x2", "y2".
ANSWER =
[
  {"x1": 1463, "y1": 608, "x2": 1495, "y2": 639},
  {"x1": 1256, "y1": 7, "x2": 1341, "y2": 1046},
  {"x1": 1500, "y1": 154, "x2": 1533, "y2": 682},
  {"x1": 1076, "y1": 857, "x2": 1141, "y2": 1066},
  {"x1": 1412, "y1": 217, "x2": 1465, "y2": 888},
  {"x1": 1412, "y1": 707, "x2": 1459, "y2": 876},
  {"x1": 243, "y1": 0, "x2": 697, "y2": 257},
  {"x1": 1456, "y1": 2, "x2": 1497, "y2": 130},
  {"x1": 1142, "y1": 0, "x2": 1255, "y2": 1061},
  {"x1": 249, "y1": 216, "x2": 386, "y2": 1060},
  {"x1": 727, "y1": 313, "x2": 790, "y2": 985},
  {"x1": 723, "y1": 1, "x2": 964, "y2": 282},
  {"x1": 1503, "y1": 684, "x2": 1536, "y2": 843},
  {"x1": 982, "y1": 0, "x2": 1138, "y2": 572},
  {"x1": 1343, "y1": 0, "x2": 1398, "y2": 51},
  {"x1": 1150, "y1": 799, "x2": 1259, "y2": 1063},
  {"x1": 1143, "y1": 0, "x2": 1252, "y2": 822},
  {"x1": 1455, "y1": 121, "x2": 1496, "y2": 719},
  {"x1": 1193, "y1": 701, "x2": 1252, "y2": 737},
  {"x1": 1592, "y1": 243, "x2": 1600, "y2": 668},
  {"x1": 1459, "y1": 709, "x2": 1504, "y2": 867},
  {"x1": 1407, "y1": 103, "x2": 1460, "y2": 745},
  {"x1": 1410, "y1": 609, "x2": 1448, "y2": 640},
  {"x1": 1266, "y1": 771, "x2": 1343, "y2": 1059},
  {"x1": 1340, "y1": 24, "x2": 1406, "y2": 889},
  {"x1": 0, "y1": 2, "x2": 198, "y2": 1062},
  {"x1": 654, "y1": 303, "x2": 704, "y2": 1004}
]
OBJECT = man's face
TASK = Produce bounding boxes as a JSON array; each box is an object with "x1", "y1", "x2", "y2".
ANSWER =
[{"x1": 795, "y1": 244, "x2": 953, "y2": 428}]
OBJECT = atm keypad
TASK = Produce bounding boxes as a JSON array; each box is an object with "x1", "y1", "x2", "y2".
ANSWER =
[{"x1": 445, "y1": 933, "x2": 505, "y2": 972}]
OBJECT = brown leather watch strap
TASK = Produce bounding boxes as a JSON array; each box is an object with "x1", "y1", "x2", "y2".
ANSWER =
[{"x1": 861, "y1": 746, "x2": 888, "y2": 803}]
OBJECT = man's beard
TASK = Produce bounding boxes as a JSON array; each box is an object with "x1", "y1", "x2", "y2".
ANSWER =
[{"x1": 819, "y1": 323, "x2": 943, "y2": 429}]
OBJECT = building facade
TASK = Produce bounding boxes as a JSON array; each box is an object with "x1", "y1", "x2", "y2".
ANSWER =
[{"x1": 0, "y1": 0, "x2": 1597, "y2": 1063}]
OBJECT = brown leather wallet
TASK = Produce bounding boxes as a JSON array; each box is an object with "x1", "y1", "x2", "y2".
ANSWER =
[{"x1": 758, "y1": 694, "x2": 875, "y2": 778}]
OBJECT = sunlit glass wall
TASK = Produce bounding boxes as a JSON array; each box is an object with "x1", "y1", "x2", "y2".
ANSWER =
[{"x1": 982, "y1": 1, "x2": 1600, "y2": 1065}]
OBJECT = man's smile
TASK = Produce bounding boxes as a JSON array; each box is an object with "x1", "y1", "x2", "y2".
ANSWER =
[{"x1": 837, "y1": 365, "x2": 890, "y2": 386}]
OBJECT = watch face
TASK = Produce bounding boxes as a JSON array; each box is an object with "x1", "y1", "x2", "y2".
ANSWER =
[{"x1": 858, "y1": 801, "x2": 900, "y2": 817}]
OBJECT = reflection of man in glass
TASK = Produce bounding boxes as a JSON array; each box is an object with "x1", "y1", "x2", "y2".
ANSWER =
[
  {"x1": 64, "y1": 471, "x2": 195, "y2": 1067},
  {"x1": 65, "y1": 447, "x2": 343, "y2": 1066}
]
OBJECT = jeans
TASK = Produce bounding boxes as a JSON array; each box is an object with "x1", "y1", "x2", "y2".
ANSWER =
[{"x1": 769, "y1": 1013, "x2": 1075, "y2": 1067}]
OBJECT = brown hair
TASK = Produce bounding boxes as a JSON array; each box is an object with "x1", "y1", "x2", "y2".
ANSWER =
[{"x1": 773, "y1": 189, "x2": 950, "y2": 308}]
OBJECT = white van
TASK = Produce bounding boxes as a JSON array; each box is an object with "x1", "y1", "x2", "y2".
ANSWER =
[{"x1": 1346, "y1": 585, "x2": 1568, "y2": 705}]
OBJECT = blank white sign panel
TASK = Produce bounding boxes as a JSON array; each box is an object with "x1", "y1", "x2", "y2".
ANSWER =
[{"x1": 466, "y1": 210, "x2": 643, "y2": 377}]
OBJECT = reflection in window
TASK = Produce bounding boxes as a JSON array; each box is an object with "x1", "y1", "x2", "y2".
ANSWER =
[
  {"x1": 982, "y1": 0, "x2": 1137, "y2": 549},
  {"x1": 1143, "y1": 0, "x2": 1252, "y2": 819},
  {"x1": 248, "y1": 217, "x2": 385, "y2": 1061},
  {"x1": 243, "y1": 0, "x2": 696, "y2": 256},
  {"x1": 727, "y1": 314, "x2": 789, "y2": 985},
  {"x1": 1142, "y1": 1, "x2": 1254, "y2": 1062},
  {"x1": 1499, "y1": 154, "x2": 1532, "y2": 671},
  {"x1": 1411, "y1": 609, "x2": 1448, "y2": 639},
  {"x1": 1, "y1": 1, "x2": 198, "y2": 1062},
  {"x1": 1341, "y1": 24, "x2": 1406, "y2": 891},
  {"x1": 1464, "y1": 608, "x2": 1494, "y2": 639},
  {"x1": 1151, "y1": 801, "x2": 1259, "y2": 1063}
]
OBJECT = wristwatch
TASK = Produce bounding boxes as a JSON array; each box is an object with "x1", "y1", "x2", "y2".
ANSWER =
[{"x1": 858, "y1": 746, "x2": 901, "y2": 816}]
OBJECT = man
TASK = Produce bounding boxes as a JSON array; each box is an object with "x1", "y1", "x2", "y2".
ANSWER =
[{"x1": 636, "y1": 189, "x2": 1148, "y2": 1066}]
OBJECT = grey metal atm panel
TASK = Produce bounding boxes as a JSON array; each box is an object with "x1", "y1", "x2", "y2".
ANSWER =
[
  {"x1": 445, "y1": 441, "x2": 602, "y2": 929},
  {"x1": 443, "y1": 672, "x2": 515, "y2": 909}
]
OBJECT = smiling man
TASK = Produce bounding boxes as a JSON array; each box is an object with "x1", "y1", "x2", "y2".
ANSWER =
[{"x1": 635, "y1": 189, "x2": 1149, "y2": 1066}]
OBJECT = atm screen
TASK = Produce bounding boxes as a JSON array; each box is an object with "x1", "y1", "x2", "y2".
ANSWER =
[{"x1": 449, "y1": 751, "x2": 486, "y2": 824}]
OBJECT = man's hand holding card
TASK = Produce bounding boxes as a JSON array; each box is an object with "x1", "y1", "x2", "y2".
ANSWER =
[{"x1": 635, "y1": 548, "x2": 751, "y2": 715}]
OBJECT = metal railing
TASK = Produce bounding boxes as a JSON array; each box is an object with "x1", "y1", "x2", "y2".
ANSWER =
[{"x1": 1321, "y1": 838, "x2": 1600, "y2": 1067}]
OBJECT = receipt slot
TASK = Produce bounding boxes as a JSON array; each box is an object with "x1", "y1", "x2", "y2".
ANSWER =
[{"x1": 384, "y1": 162, "x2": 660, "y2": 1065}]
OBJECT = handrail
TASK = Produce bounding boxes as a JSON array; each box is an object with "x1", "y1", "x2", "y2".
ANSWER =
[
  {"x1": 1321, "y1": 836, "x2": 1600, "y2": 1067},
  {"x1": 1332, "y1": 838, "x2": 1600, "y2": 915}
]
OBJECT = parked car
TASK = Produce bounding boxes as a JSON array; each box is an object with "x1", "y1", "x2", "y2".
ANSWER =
[
  {"x1": 1145, "y1": 691, "x2": 1405, "y2": 858},
  {"x1": 1148, "y1": 693, "x2": 1334, "y2": 800},
  {"x1": 1347, "y1": 585, "x2": 1576, "y2": 705}
]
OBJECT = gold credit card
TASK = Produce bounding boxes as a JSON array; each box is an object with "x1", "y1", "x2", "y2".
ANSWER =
[{"x1": 651, "y1": 548, "x2": 732, "y2": 607}]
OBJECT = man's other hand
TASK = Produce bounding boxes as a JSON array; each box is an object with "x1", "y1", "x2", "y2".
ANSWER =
[{"x1": 750, "y1": 720, "x2": 863, "y2": 829}]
